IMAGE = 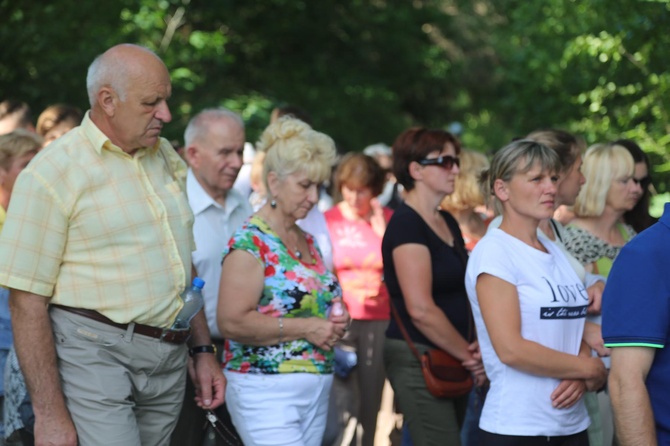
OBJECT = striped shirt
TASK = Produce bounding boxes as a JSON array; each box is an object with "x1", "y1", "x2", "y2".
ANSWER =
[{"x1": 0, "y1": 112, "x2": 195, "y2": 328}]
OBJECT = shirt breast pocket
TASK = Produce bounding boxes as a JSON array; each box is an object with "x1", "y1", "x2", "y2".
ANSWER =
[{"x1": 164, "y1": 180, "x2": 194, "y2": 229}]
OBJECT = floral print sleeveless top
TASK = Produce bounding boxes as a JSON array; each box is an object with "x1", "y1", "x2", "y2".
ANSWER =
[{"x1": 222, "y1": 215, "x2": 341, "y2": 374}]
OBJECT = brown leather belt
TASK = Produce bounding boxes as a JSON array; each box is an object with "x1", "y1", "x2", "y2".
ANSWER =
[{"x1": 50, "y1": 304, "x2": 191, "y2": 345}]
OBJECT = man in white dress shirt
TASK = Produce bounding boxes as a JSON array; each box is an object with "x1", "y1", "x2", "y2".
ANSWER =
[{"x1": 171, "y1": 107, "x2": 252, "y2": 446}]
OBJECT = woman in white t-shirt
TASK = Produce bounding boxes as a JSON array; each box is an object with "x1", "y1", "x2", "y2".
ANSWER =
[{"x1": 464, "y1": 140, "x2": 607, "y2": 446}]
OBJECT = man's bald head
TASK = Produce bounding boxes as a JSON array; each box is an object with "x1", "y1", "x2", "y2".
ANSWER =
[
  {"x1": 86, "y1": 44, "x2": 167, "y2": 108},
  {"x1": 86, "y1": 44, "x2": 172, "y2": 153}
]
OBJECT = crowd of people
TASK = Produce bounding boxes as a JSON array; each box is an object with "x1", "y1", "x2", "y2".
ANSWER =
[{"x1": 0, "y1": 42, "x2": 667, "y2": 446}]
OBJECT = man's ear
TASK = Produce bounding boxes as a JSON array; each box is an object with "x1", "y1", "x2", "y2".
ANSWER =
[
  {"x1": 493, "y1": 178, "x2": 509, "y2": 202},
  {"x1": 184, "y1": 145, "x2": 198, "y2": 168},
  {"x1": 98, "y1": 87, "x2": 117, "y2": 117}
]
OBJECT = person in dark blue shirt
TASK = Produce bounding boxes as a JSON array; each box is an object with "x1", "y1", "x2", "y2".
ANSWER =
[{"x1": 603, "y1": 202, "x2": 670, "y2": 445}]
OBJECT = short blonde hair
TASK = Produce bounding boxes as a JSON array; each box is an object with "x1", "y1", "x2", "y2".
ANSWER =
[
  {"x1": 256, "y1": 116, "x2": 336, "y2": 191},
  {"x1": 483, "y1": 140, "x2": 560, "y2": 216},
  {"x1": 0, "y1": 129, "x2": 42, "y2": 171},
  {"x1": 441, "y1": 149, "x2": 489, "y2": 211},
  {"x1": 573, "y1": 143, "x2": 634, "y2": 217}
]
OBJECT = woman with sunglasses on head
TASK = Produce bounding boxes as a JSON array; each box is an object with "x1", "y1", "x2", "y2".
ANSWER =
[
  {"x1": 614, "y1": 139, "x2": 657, "y2": 233},
  {"x1": 382, "y1": 127, "x2": 486, "y2": 446},
  {"x1": 466, "y1": 140, "x2": 607, "y2": 446}
]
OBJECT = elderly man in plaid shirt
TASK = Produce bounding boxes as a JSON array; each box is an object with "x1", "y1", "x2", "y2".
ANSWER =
[{"x1": 0, "y1": 44, "x2": 224, "y2": 446}]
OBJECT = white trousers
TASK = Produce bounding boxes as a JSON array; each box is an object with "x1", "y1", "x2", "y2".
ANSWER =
[{"x1": 224, "y1": 371, "x2": 333, "y2": 446}]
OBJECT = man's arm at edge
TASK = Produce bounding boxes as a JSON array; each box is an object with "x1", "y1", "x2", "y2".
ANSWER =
[
  {"x1": 608, "y1": 346, "x2": 657, "y2": 446},
  {"x1": 187, "y1": 310, "x2": 225, "y2": 410},
  {"x1": 9, "y1": 289, "x2": 77, "y2": 446}
]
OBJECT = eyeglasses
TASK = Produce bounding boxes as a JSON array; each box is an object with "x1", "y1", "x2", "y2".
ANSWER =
[
  {"x1": 417, "y1": 155, "x2": 460, "y2": 170},
  {"x1": 632, "y1": 176, "x2": 652, "y2": 188}
]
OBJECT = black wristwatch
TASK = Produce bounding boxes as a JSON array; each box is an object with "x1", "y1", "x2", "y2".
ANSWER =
[{"x1": 188, "y1": 344, "x2": 217, "y2": 357}]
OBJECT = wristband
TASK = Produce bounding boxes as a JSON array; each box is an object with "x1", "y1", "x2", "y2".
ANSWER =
[{"x1": 189, "y1": 344, "x2": 217, "y2": 357}]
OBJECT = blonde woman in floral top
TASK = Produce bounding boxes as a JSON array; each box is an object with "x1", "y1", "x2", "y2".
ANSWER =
[{"x1": 217, "y1": 117, "x2": 350, "y2": 446}]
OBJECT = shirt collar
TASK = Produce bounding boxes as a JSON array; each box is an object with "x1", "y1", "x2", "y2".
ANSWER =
[
  {"x1": 186, "y1": 168, "x2": 245, "y2": 216},
  {"x1": 81, "y1": 111, "x2": 161, "y2": 156}
]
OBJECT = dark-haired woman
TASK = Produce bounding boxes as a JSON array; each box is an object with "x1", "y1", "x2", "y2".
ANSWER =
[
  {"x1": 615, "y1": 139, "x2": 657, "y2": 233},
  {"x1": 382, "y1": 127, "x2": 485, "y2": 445}
]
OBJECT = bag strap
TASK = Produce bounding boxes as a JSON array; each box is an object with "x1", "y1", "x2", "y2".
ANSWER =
[
  {"x1": 389, "y1": 226, "x2": 475, "y2": 363},
  {"x1": 550, "y1": 219, "x2": 563, "y2": 243},
  {"x1": 389, "y1": 300, "x2": 423, "y2": 362}
]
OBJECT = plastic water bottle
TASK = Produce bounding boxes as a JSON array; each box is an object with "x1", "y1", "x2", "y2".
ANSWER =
[
  {"x1": 329, "y1": 301, "x2": 343, "y2": 318},
  {"x1": 334, "y1": 347, "x2": 357, "y2": 378},
  {"x1": 171, "y1": 277, "x2": 205, "y2": 330}
]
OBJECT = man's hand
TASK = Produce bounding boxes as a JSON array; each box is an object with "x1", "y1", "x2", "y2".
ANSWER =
[
  {"x1": 9, "y1": 289, "x2": 79, "y2": 446},
  {"x1": 187, "y1": 309, "x2": 225, "y2": 409},
  {"x1": 35, "y1": 413, "x2": 78, "y2": 446},
  {"x1": 189, "y1": 353, "x2": 225, "y2": 410}
]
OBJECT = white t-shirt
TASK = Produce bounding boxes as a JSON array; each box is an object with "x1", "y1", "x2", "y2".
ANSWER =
[
  {"x1": 465, "y1": 228, "x2": 590, "y2": 436},
  {"x1": 489, "y1": 216, "x2": 608, "y2": 364}
]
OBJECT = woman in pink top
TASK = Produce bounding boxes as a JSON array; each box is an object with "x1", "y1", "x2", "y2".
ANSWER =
[{"x1": 324, "y1": 153, "x2": 393, "y2": 446}]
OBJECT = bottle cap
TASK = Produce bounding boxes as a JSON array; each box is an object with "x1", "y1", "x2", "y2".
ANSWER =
[{"x1": 193, "y1": 277, "x2": 205, "y2": 289}]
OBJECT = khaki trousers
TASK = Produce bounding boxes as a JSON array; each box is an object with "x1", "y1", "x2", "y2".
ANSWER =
[{"x1": 50, "y1": 307, "x2": 187, "y2": 446}]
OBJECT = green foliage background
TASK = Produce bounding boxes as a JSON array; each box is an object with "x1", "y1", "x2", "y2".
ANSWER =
[{"x1": 2, "y1": 0, "x2": 669, "y2": 202}]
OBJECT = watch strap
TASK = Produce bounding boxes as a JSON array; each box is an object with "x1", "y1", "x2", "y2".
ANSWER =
[{"x1": 189, "y1": 344, "x2": 217, "y2": 357}]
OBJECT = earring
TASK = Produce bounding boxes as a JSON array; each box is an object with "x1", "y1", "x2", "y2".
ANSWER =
[{"x1": 270, "y1": 199, "x2": 277, "y2": 209}]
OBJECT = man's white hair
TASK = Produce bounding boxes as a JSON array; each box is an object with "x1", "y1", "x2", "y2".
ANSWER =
[
  {"x1": 183, "y1": 108, "x2": 245, "y2": 147},
  {"x1": 363, "y1": 143, "x2": 392, "y2": 157}
]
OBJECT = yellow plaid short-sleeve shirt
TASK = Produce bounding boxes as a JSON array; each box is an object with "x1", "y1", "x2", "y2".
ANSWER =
[
  {"x1": 0, "y1": 112, "x2": 195, "y2": 328},
  {"x1": 0, "y1": 206, "x2": 5, "y2": 234}
]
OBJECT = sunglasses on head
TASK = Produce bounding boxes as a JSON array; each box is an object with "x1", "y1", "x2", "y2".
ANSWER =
[
  {"x1": 417, "y1": 155, "x2": 460, "y2": 170},
  {"x1": 633, "y1": 176, "x2": 652, "y2": 188}
]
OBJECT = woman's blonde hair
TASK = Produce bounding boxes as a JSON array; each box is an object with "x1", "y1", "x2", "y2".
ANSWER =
[
  {"x1": 483, "y1": 140, "x2": 560, "y2": 216},
  {"x1": 256, "y1": 116, "x2": 336, "y2": 192},
  {"x1": 573, "y1": 143, "x2": 635, "y2": 217},
  {"x1": 0, "y1": 129, "x2": 42, "y2": 171},
  {"x1": 441, "y1": 149, "x2": 489, "y2": 211}
]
